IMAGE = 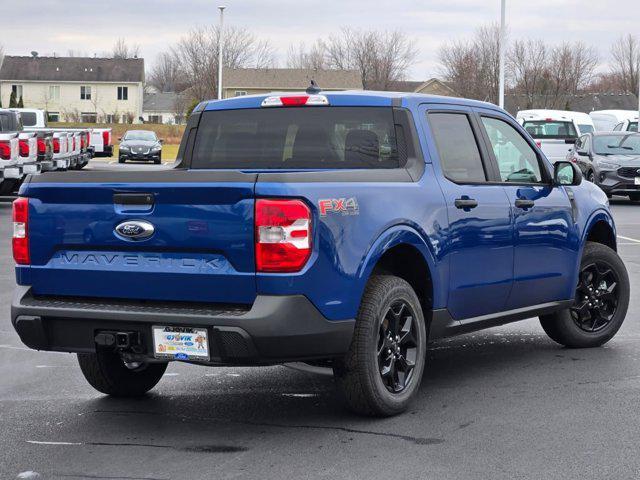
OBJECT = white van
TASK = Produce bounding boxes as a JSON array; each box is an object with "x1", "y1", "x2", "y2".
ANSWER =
[
  {"x1": 516, "y1": 110, "x2": 585, "y2": 164},
  {"x1": 590, "y1": 110, "x2": 639, "y2": 132}
]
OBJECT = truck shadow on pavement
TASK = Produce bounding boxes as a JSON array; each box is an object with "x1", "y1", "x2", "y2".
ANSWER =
[{"x1": 67, "y1": 327, "x2": 625, "y2": 449}]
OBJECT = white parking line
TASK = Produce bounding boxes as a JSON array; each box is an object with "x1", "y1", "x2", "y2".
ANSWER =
[
  {"x1": 27, "y1": 440, "x2": 82, "y2": 446},
  {"x1": 617, "y1": 235, "x2": 640, "y2": 244}
]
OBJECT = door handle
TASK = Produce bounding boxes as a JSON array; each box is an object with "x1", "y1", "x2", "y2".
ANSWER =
[
  {"x1": 515, "y1": 199, "x2": 535, "y2": 209},
  {"x1": 454, "y1": 198, "x2": 478, "y2": 210}
]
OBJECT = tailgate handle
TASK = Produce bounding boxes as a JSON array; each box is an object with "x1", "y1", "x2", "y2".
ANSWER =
[{"x1": 113, "y1": 193, "x2": 155, "y2": 206}]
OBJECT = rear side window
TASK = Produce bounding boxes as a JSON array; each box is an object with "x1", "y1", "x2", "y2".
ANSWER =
[
  {"x1": 428, "y1": 113, "x2": 486, "y2": 183},
  {"x1": 191, "y1": 107, "x2": 401, "y2": 169},
  {"x1": 20, "y1": 112, "x2": 37, "y2": 127},
  {"x1": 522, "y1": 121, "x2": 578, "y2": 139},
  {"x1": 630, "y1": 122, "x2": 638, "y2": 133},
  {"x1": 578, "y1": 124, "x2": 594, "y2": 134}
]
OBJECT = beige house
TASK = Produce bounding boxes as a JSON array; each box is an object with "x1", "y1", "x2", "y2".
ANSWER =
[
  {"x1": 222, "y1": 68, "x2": 362, "y2": 98},
  {"x1": 387, "y1": 79, "x2": 458, "y2": 96},
  {"x1": 0, "y1": 55, "x2": 144, "y2": 123}
]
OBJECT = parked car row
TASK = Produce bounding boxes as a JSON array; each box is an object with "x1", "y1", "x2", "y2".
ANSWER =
[
  {"x1": 0, "y1": 108, "x2": 114, "y2": 195},
  {"x1": 516, "y1": 108, "x2": 640, "y2": 201}
]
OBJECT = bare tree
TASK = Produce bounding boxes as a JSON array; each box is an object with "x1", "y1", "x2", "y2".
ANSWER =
[
  {"x1": 509, "y1": 39, "x2": 549, "y2": 106},
  {"x1": 439, "y1": 24, "x2": 504, "y2": 103},
  {"x1": 610, "y1": 34, "x2": 640, "y2": 94},
  {"x1": 112, "y1": 37, "x2": 141, "y2": 59},
  {"x1": 148, "y1": 52, "x2": 184, "y2": 92},
  {"x1": 170, "y1": 25, "x2": 276, "y2": 101},
  {"x1": 286, "y1": 42, "x2": 328, "y2": 70},
  {"x1": 66, "y1": 49, "x2": 90, "y2": 58},
  {"x1": 321, "y1": 28, "x2": 417, "y2": 90}
]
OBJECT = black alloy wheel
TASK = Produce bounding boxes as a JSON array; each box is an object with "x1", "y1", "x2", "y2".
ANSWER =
[
  {"x1": 571, "y1": 261, "x2": 619, "y2": 333},
  {"x1": 377, "y1": 300, "x2": 419, "y2": 393}
]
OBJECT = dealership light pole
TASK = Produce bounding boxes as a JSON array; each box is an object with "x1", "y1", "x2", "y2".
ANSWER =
[
  {"x1": 217, "y1": 5, "x2": 226, "y2": 100},
  {"x1": 498, "y1": 0, "x2": 506, "y2": 109}
]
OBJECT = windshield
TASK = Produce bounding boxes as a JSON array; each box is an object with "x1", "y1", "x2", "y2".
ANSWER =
[
  {"x1": 191, "y1": 107, "x2": 402, "y2": 169},
  {"x1": 124, "y1": 131, "x2": 158, "y2": 142},
  {"x1": 593, "y1": 134, "x2": 640, "y2": 155},
  {"x1": 522, "y1": 121, "x2": 578, "y2": 139},
  {"x1": 578, "y1": 124, "x2": 594, "y2": 134}
]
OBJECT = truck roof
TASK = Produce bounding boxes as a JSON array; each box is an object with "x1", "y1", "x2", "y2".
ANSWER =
[
  {"x1": 516, "y1": 109, "x2": 592, "y2": 122},
  {"x1": 201, "y1": 90, "x2": 503, "y2": 113}
]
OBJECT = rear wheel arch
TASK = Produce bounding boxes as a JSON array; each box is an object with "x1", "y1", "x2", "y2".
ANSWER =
[{"x1": 356, "y1": 226, "x2": 439, "y2": 326}]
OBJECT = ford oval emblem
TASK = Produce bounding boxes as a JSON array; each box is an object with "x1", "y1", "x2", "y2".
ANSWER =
[{"x1": 115, "y1": 220, "x2": 155, "y2": 240}]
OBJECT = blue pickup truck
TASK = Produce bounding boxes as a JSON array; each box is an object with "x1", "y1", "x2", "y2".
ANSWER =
[{"x1": 11, "y1": 89, "x2": 630, "y2": 416}]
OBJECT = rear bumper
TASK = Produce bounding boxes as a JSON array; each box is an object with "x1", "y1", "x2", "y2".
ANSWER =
[{"x1": 11, "y1": 286, "x2": 355, "y2": 364}]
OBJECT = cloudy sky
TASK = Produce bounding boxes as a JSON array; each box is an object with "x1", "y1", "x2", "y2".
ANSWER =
[{"x1": 2, "y1": 0, "x2": 638, "y2": 79}]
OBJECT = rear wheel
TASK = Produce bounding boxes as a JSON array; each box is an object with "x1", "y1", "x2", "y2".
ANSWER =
[
  {"x1": 77, "y1": 350, "x2": 167, "y2": 397},
  {"x1": 0, "y1": 179, "x2": 20, "y2": 196},
  {"x1": 629, "y1": 193, "x2": 640, "y2": 202},
  {"x1": 334, "y1": 275, "x2": 426, "y2": 416},
  {"x1": 540, "y1": 242, "x2": 629, "y2": 348}
]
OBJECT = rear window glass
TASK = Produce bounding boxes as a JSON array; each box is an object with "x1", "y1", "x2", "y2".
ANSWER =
[
  {"x1": 20, "y1": 112, "x2": 37, "y2": 127},
  {"x1": 522, "y1": 121, "x2": 578, "y2": 139},
  {"x1": 191, "y1": 107, "x2": 401, "y2": 169}
]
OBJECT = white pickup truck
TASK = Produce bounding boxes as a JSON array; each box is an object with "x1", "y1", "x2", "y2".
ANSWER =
[
  {"x1": 13, "y1": 108, "x2": 112, "y2": 159},
  {"x1": 516, "y1": 110, "x2": 582, "y2": 164}
]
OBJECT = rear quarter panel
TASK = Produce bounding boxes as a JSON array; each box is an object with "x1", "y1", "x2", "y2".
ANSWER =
[{"x1": 254, "y1": 166, "x2": 449, "y2": 321}]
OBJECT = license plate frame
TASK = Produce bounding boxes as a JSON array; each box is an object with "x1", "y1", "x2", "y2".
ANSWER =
[{"x1": 152, "y1": 326, "x2": 210, "y2": 362}]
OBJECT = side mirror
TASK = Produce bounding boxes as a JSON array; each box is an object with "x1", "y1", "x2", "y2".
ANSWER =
[
  {"x1": 565, "y1": 138, "x2": 578, "y2": 145},
  {"x1": 159, "y1": 139, "x2": 164, "y2": 144},
  {"x1": 554, "y1": 161, "x2": 582, "y2": 186},
  {"x1": 577, "y1": 150, "x2": 590, "y2": 157},
  {"x1": 118, "y1": 137, "x2": 122, "y2": 142}
]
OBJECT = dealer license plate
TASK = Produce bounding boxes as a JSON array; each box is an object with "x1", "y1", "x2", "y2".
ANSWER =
[{"x1": 153, "y1": 326, "x2": 210, "y2": 362}]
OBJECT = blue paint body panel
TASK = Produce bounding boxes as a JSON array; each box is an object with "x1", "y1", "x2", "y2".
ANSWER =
[{"x1": 16, "y1": 91, "x2": 616, "y2": 326}]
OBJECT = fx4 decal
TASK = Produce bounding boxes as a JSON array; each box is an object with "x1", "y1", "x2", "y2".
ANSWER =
[{"x1": 318, "y1": 197, "x2": 359, "y2": 217}]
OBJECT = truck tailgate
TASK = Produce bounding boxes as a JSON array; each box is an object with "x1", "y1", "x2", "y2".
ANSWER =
[{"x1": 20, "y1": 170, "x2": 257, "y2": 305}]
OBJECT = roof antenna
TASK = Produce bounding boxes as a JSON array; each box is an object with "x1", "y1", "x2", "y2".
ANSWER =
[{"x1": 306, "y1": 80, "x2": 321, "y2": 95}]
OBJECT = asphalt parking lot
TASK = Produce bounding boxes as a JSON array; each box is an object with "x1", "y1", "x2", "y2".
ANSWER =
[{"x1": 1, "y1": 166, "x2": 640, "y2": 479}]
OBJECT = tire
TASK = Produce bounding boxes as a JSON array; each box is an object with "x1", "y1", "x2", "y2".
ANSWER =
[
  {"x1": 629, "y1": 193, "x2": 640, "y2": 202},
  {"x1": 154, "y1": 154, "x2": 162, "y2": 165},
  {"x1": 118, "y1": 157, "x2": 125, "y2": 164},
  {"x1": 587, "y1": 171, "x2": 595, "y2": 183},
  {"x1": 77, "y1": 350, "x2": 167, "y2": 397},
  {"x1": 334, "y1": 275, "x2": 427, "y2": 416},
  {"x1": 540, "y1": 242, "x2": 629, "y2": 348}
]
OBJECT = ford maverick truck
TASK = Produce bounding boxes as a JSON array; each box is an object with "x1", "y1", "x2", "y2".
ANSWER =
[{"x1": 11, "y1": 89, "x2": 630, "y2": 416}]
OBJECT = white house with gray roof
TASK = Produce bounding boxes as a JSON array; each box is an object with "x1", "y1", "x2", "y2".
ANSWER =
[
  {"x1": 0, "y1": 55, "x2": 144, "y2": 123},
  {"x1": 142, "y1": 92, "x2": 187, "y2": 125}
]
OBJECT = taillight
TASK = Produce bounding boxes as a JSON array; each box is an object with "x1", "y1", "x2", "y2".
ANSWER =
[
  {"x1": 72, "y1": 137, "x2": 76, "y2": 150},
  {"x1": 81, "y1": 134, "x2": 86, "y2": 149},
  {"x1": 255, "y1": 199, "x2": 312, "y2": 273},
  {"x1": 12, "y1": 197, "x2": 30, "y2": 265},
  {"x1": 53, "y1": 138, "x2": 60, "y2": 153},
  {"x1": 37, "y1": 138, "x2": 46, "y2": 155},
  {"x1": 19, "y1": 139, "x2": 29, "y2": 157},
  {"x1": 535, "y1": 141, "x2": 542, "y2": 148},
  {"x1": 102, "y1": 130, "x2": 110, "y2": 146},
  {"x1": 0, "y1": 141, "x2": 12, "y2": 160}
]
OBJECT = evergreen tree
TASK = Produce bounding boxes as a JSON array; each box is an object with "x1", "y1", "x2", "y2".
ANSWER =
[
  {"x1": 9, "y1": 91, "x2": 17, "y2": 108},
  {"x1": 17, "y1": 96, "x2": 24, "y2": 108}
]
